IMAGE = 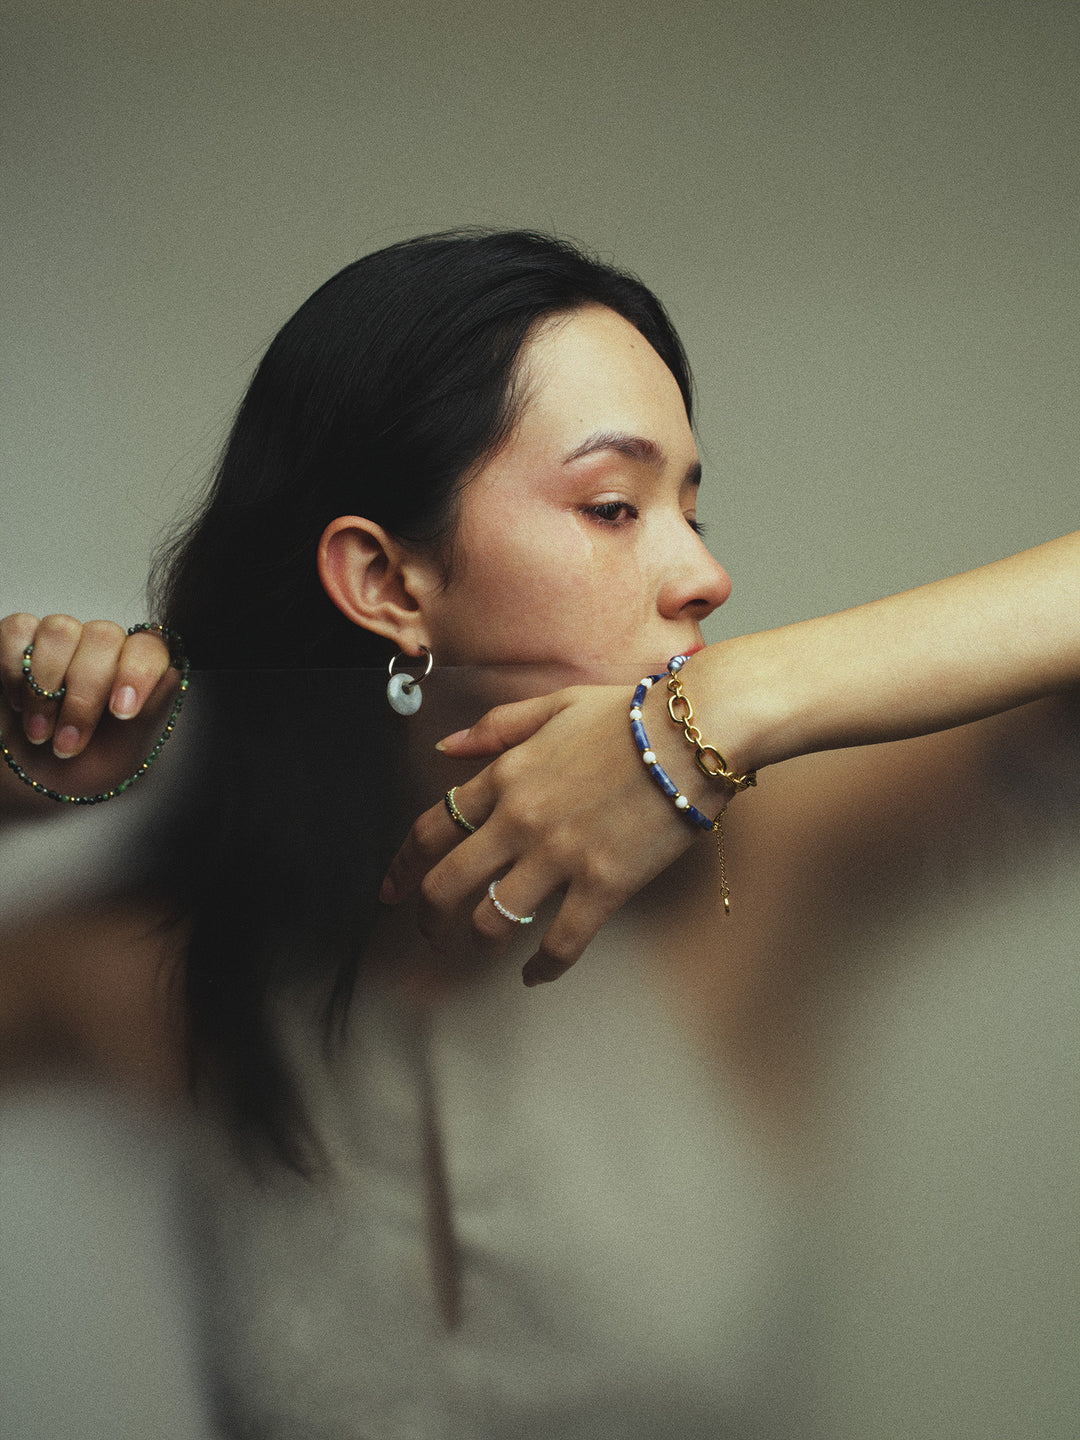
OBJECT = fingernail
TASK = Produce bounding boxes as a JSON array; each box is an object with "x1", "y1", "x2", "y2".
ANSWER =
[
  {"x1": 54, "y1": 726, "x2": 80, "y2": 758},
  {"x1": 379, "y1": 876, "x2": 397, "y2": 904},
  {"x1": 435, "y1": 728, "x2": 470, "y2": 752},
  {"x1": 112, "y1": 686, "x2": 138, "y2": 719},
  {"x1": 25, "y1": 713, "x2": 50, "y2": 745}
]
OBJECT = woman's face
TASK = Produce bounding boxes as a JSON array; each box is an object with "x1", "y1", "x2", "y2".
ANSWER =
[{"x1": 421, "y1": 304, "x2": 732, "y2": 671}]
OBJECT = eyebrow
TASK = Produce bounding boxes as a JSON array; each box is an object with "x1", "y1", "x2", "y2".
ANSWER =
[{"x1": 563, "y1": 429, "x2": 701, "y2": 486}]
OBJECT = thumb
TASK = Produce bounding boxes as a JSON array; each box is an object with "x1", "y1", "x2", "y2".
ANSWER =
[{"x1": 435, "y1": 690, "x2": 573, "y2": 758}]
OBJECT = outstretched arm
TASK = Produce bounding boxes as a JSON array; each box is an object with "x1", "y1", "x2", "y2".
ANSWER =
[
  {"x1": 705, "y1": 531, "x2": 1078, "y2": 774},
  {"x1": 382, "y1": 533, "x2": 1079, "y2": 983}
]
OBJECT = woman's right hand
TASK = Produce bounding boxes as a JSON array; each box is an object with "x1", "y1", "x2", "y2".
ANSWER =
[
  {"x1": 381, "y1": 682, "x2": 734, "y2": 986},
  {"x1": 0, "y1": 614, "x2": 173, "y2": 759}
]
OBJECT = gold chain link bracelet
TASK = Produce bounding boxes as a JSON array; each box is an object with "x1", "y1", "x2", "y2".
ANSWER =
[{"x1": 665, "y1": 668, "x2": 757, "y2": 792}]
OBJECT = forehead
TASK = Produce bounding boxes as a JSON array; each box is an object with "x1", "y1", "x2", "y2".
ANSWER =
[{"x1": 512, "y1": 304, "x2": 693, "y2": 457}]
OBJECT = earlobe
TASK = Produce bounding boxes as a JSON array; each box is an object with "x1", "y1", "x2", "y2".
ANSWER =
[{"x1": 317, "y1": 516, "x2": 433, "y2": 653}]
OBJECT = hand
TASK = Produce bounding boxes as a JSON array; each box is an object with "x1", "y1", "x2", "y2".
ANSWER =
[
  {"x1": 0, "y1": 614, "x2": 173, "y2": 759},
  {"x1": 381, "y1": 683, "x2": 731, "y2": 985}
]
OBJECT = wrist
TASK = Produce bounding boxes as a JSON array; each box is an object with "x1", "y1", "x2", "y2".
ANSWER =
[
  {"x1": 673, "y1": 636, "x2": 793, "y2": 779},
  {"x1": 634, "y1": 652, "x2": 756, "y2": 818}
]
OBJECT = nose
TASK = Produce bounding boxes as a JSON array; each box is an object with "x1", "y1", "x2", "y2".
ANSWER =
[{"x1": 656, "y1": 526, "x2": 732, "y2": 622}]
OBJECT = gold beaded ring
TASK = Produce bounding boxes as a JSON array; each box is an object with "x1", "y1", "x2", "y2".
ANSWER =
[{"x1": 444, "y1": 786, "x2": 477, "y2": 835}]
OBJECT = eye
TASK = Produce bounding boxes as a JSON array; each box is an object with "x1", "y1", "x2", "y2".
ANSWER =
[
  {"x1": 583, "y1": 500, "x2": 638, "y2": 526},
  {"x1": 686, "y1": 515, "x2": 707, "y2": 537}
]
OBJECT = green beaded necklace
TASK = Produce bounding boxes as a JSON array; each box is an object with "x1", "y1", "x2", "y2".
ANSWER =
[{"x1": 0, "y1": 623, "x2": 190, "y2": 805}]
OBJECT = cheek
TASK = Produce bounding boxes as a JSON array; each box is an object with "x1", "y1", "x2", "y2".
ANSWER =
[
  {"x1": 438, "y1": 498, "x2": 649, "y2": 661},
  {"x1": 435, "y1": 512, "x2": 568, "y2": 649},
  {"x1": 456, "y1": 502, "x2": 573, "y2": 605}
]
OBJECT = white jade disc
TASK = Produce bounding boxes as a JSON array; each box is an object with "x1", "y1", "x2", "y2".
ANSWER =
[{"x1": 387, "y1": 673, "x2": 422, "y2": 715}]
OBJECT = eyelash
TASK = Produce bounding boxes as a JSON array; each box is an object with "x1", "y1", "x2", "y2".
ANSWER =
[
  {"x1": 582, "y1": 502, "x2": 707, "y2": 536},
  {"x1": 584, "y1": 501, "x2": 638, "y2": 526}
]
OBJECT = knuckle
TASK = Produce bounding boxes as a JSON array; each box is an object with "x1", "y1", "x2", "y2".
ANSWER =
[
  {"x1": 490, "y1": 748, "x2": 524, "y2": 786},
  {"x1": 39, "y1": 614, "x2": 82, "y2": 646},
  {"x1": 81, "y1": 619, "x2": 125, "y2": 649},
  {"x1": 419, "y1": 866, "x2": 455, "y2": 914},
  {"x1": 1, "y1": 613, "x2": 39, "y2": 640},
  {"x1": 413, "y1": 808, "x2": 447, "y2": 853},
  {"x1": 503, "y1": 795, "x2": 544, "y2": 836},
  {"x1": 537, "y1": 823, "x2": 579, "y2": 866},
  {"x1": 486, "y1": 703, "x2": 519, "y2": 746},
  {"x1": 123, "y1": 634, "x2": 170, "y2": 678},
  {"x1": 579, "y1": 854, "x2": 622, "y2": 905},
  {"x1": 57, "y1": 688, "x2": 99, "y2": 724}
]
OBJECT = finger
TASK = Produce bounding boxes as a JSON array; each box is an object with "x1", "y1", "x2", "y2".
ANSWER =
[
  {"x1": 380, "y1": 774, "x2": 497, "y2": 904},
  {"x1": 0, "y1": 613, "x2": 40, "y2": 711},
  {"x1": 413, "y1": 815, "x2": 518, "y2": 952},
  {"x1": 435, "y1": 689, "x2": 575, "y2": 758},
  {"x1": 520, "y1": 881, "x2": 625, "y2": 987},
  {"x1": 19, "y1": 614, "x2": 83, "y2": 747},
  {"x1": 109, "y1": 627, "x2": 174, "y2": 719},
  {"x1": 468, "y1": 859, "x2": 559, "y2": 954},
  {"x1": 50, "y1": 620, "x2": 126, "y2": 758}
]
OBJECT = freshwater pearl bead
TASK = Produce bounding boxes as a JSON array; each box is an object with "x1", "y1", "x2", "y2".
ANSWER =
[{"x1": 629, "y1": 671, "x2": 716, "y2": 833}]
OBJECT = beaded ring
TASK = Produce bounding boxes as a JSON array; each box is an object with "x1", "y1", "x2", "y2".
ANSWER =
[
  {"x1": 444, "y1": 786, "x2": 477, "y2": 835},
  {"x1": 0, "y1": 623, "x2": 190, "y2": 805},
  {"x1": 487, "y1": 880, "x2": 535, "y2": 925},
  {"x1": 21, "y1": 643, "x2": 67, "y2": 701}
]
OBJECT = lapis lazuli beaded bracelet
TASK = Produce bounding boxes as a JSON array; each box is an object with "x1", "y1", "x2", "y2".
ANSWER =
[
  {"x1": 629, "y1": 674, "x2": 719, "y2": 832},
  {"x1": 631, "y1": 656, "x2": 742, "y2": 914}
]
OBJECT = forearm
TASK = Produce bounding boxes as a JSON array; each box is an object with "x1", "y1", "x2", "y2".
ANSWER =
[{"x1": 681, "y1": 533, "x2": 1079, "y2": 776}]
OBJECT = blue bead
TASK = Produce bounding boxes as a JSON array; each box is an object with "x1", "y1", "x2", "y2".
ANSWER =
[
  {"x1": 653, "y1": 768, "x2": 678, "y2": 798},
  {"x1": 628, "y1": 673, "x2": 715, "y2": 833}
]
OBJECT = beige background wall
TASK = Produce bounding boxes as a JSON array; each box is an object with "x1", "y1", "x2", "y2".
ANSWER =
[
  {"x1": 2, "y1": 4, "x2": 1077, "y2": 1438},
  {"x1": 2, "y1": 0, "x2": 1076, "y2": 630}
]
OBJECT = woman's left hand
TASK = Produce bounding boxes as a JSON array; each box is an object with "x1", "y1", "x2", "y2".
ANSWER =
[{"x1": 380, "y1": 683, "x2": 729, "y2": 985}]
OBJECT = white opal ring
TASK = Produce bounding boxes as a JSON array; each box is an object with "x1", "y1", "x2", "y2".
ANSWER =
[{"x1": 488, "y1": 880, "x2": 535, "y2": 925}]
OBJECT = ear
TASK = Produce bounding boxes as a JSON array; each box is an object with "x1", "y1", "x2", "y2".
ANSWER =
[{"x1": 317, "y1": 516, "x2": 436, "y2": 655}]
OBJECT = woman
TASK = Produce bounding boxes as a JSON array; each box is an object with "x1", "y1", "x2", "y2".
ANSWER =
[{"x1": 2, "y1": 229, "x2": 1076, "y2": 1438}]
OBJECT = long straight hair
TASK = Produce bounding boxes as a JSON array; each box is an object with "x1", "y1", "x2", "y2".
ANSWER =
[{"x1": 149, "y1": 229, "x2": 694, "y2": 1166}]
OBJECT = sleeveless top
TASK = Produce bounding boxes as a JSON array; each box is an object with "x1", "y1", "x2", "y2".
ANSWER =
[{"x1": 188, "y1": 917, "x2": 809, "y2": 1440}]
